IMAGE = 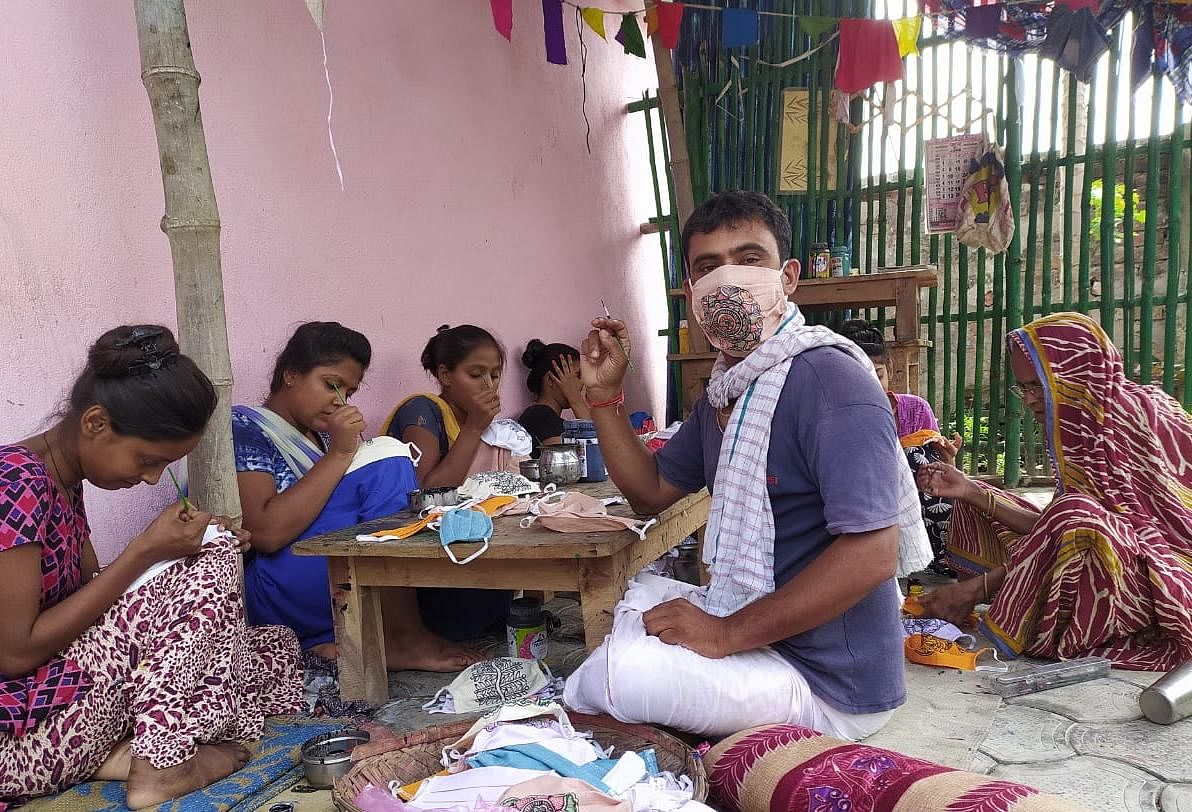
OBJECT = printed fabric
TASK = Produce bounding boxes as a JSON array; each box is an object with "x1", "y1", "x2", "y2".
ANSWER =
[
  {"x1": 0, "y1": 532, "x2": 303, "y2": 804},
  {"x1": 951, "y1": 313, "x2": 1192, "y2": 670}
]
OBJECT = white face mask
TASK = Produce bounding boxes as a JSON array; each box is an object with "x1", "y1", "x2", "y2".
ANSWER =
[
  {"x1": 423, "y1": 658, "x2": 553, "y2": 715},
  {"x1": 689, "y1": 264, "x2": 788, "y2": 357}
]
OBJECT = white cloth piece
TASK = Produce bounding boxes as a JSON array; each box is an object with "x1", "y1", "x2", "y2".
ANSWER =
[
  {"x1": 125, "y1": 524, "x2": 231, "y2": 594},
  {"x1": 563, "y1": 575, "x2": 891, "y2": 740},
  {"x1": 902, "y1": 617, "x2": 977, "y2": 650},
  {"x1": 347, "y1": 436, "x2": 421, "y2": 473},
  {"x1": 482, "y1": 418, "x2": 534, "y2": 456},
  {"x1": 444, "y1": 702, "x2": 575, "y2": 766},
  {"x1": 465, "y1": 722, "x2": 604, "y2": 766},
  {"x1": 625, "y1": 783, "x2": 713, "y2": 812},
  {"x1": 602, "y1": 751, "x2": 648, "y2": 796},
  {"x1": 702, "y1": 303, "x2": 930, "y2": 616},
  {"x1": 408, "y1": 767, "x2": 550, "y2": 809}
]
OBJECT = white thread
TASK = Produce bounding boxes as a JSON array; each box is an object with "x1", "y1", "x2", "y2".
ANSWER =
[{"x1": 320, "y1": 30, "x2": 345, "y2": 191}]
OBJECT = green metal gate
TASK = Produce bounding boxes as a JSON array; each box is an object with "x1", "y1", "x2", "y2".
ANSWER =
[{"x1": 639, "y1": 0, "x2": 1192, "y2": 486}]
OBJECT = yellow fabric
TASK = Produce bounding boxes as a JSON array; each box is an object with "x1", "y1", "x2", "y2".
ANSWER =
[
  {"x1": 581, "y1": 7, "x2": 607, "y2": 39},
  {"x1": 904, "y1": 633, "x2": 993, "y2": 671},
  {"x1": 892, "y1": 16, "x2": 921, "y2": 58},
  {"x1": 380, "y1": 393, "x2": 461, "y2": 444},
  {"x1": 899, "y1": 428, "x2": 946, "y2": 449}
]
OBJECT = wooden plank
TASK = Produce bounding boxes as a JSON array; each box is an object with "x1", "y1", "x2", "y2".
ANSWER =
[
  {"x1": 355, "y1": 556, "x2": 581, "y2": 591},
  {"x1": 579, "y1": 551, "x2": 635, "y2": 651},
  {"x1": 792, "y1": 267, "x2": 937, "y2": 310},
  {"x1": 296, "y1": 483, "x2": 710, "y2": 560},
  {"x1": 329, "y1": 558, "x2": 387, "y2": 705}
]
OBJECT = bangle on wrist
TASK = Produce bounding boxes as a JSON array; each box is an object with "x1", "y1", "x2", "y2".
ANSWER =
[{"x1": 585, "y1": 390, "x2": 625, "y2": 410}]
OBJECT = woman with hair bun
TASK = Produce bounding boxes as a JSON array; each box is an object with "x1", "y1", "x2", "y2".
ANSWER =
[
  {"x1": 0, "y1": 325, "x2": 302, "y2": 809},
  {"x1": 516, "y1": 339, "x2": 590, "y2": 455}
]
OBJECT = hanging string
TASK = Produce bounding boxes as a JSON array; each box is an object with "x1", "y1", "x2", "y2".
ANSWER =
[
  {"x1": 320, "y1": 30, "x2": 345, "y2": 191},
  {"x1": 574, "y1": 6, "x2": 593, "y2": 154},
  {"x1": 556, "y1": 0, "x2": 1095, "y2": 23}
]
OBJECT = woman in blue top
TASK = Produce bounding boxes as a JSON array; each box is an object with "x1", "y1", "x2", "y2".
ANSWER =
[{"x1": 234, "y1": 322, "x2": 477, "y2": 676}]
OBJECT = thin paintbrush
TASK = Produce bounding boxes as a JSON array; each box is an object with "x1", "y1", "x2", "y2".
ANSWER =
[
  {"x1": 600, "y1": 298, "x2": 636, "y2": 371},
  {"x1": 168, "y1": 467, "x2": 194, "y2": 513},
  {"x1": 332, "y1": 382, "x2": 368, "y2": 446}
]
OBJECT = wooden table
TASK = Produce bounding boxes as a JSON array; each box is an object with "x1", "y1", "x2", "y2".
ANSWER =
[
  {"x1": 792, "y1": 266, "x2": 938, "y2": 395},
  {"x1": 293, "y1": 482, "x2": 710, "y2": 704}
]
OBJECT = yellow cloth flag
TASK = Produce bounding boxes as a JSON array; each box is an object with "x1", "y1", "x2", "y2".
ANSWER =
[
  {"x1": 581, "y1": 7, "x2": 607, "y2": 39},
  {"x1": 892, "y1": 16, "x2": 922, "y2": 58}
]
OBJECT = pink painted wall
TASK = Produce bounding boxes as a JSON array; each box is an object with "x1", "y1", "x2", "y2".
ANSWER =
[{"x1": 0, "y1": 1, "x2": 665, "y2": 562}]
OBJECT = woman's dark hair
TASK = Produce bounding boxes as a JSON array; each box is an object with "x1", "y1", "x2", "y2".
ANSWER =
[
  {"x1": 269, "y1": 321, "x2": 372, "y2": 394},
  {"x1": 64, "y1": 325, "x2": 217, "y2": 441},
  {"x1": 521, "y1": 339, "x2": 580, "y2": 396},
  {"x1": 838, "y1": 319, "x2": 890, "y2": 364},
  {"x1": 421, "y1": 324, "x2": 505, "y2": 373}
]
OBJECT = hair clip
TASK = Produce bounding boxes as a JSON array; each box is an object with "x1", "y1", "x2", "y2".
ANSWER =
[{"x1": 114, "y1": 326, "x2": 166, "y2": 348}]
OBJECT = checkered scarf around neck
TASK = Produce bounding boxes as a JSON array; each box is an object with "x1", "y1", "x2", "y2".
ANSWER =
[
  {"x1": 1011, "y1": 312, "x2": 1192, "y2": 550},
  {"x1": 702, "y1": 303, "x2": 931, "y2": 617}
]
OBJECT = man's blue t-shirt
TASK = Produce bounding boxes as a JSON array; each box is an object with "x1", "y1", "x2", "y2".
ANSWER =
[{"x1": 655, "y1": 345, "x2": 906, "y2": 715}]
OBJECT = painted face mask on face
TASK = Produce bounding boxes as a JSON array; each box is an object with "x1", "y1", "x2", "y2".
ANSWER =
[{"x1": 689, "y1": 264, "x2": 789, "y2": 357}]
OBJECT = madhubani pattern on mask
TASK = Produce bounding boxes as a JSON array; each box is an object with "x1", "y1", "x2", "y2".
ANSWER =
[
  {"x1": 471, "y1": 658, "x2": 536, "y2": 708},
  {"x1": 502, "y1": 794, "x2": 580, "y2": 812},
  {"x1": 699, "y1": 284, "x2": 764, "y2": 354}
]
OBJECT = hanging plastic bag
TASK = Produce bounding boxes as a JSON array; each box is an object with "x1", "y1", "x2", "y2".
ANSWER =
[{"x1": 954, "y1": 141, "x2": 1015, "y2": 254}]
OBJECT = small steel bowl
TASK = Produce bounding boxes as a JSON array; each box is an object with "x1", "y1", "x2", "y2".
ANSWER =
[
  {"x1": 538, "y1": 444, "x2": 582, "y2": 486},
  {"x1": 519, "y1": 459, "x2": 541, "y2": 481},
  {"x1": 300, "y1": 728, "x2": 370, "y2": 789}
]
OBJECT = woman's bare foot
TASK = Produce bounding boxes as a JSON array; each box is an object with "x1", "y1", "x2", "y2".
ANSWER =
[
  {"x1": 125, "y1": 744, "x2": 250, "y2": 809},
  {"x1": 385, "y1": 629, "x2": 485, "y2": 672},
  {"x1": 310, "y1": 641, "x2": 338, "y2": 661},
  {"x1": 919, "y1": 578, "x2": 984, "y2": 627},
  {"x1": 91, "y1": 739, "x2": 132, "y2": 781}
]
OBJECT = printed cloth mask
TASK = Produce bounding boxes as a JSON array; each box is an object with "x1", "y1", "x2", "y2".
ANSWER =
[
  {"x1": 689, "y1": 264, "x2": 789, "y2": 357},
  {"x1": 904, "y1": 633, "x2": 1006, "y2": 672},
  {"x1": 902, "y1": 617, "x2": 976, "y2": 650},
  {"x1": 520, "y1": 492, "x2": 657, "y2": 540},
  {"x1": 445, "y1": 701, "x2": 575, "y2": 761},
  {"x1": 424, "y1": 658, "x2": 554, "y2": 715},
  {"x1": 433, "y1": 507, "x2": 494, "y2": 564},
  {"x1": 483, "y1": 418, "x2": 535, "y2": 456},
  {"x1": 461, "y1": 470, "x2": 541, "y2": 500},
  {"x1": 500, "y1": 775, "x2": 632, "y2": 812}
]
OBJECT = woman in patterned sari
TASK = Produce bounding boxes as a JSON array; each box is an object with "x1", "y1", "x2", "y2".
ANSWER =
[
  {"x1": 0, "y1": 326, "x2": 302, "y2": 809},
  {"x1": 917, "y1": 312, "x2": 1192, "y2": 671}
]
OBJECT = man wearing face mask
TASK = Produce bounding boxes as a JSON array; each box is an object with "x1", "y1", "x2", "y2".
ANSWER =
[{"x1": 569, "y1": 191, "x2": 907, "y2": 739}]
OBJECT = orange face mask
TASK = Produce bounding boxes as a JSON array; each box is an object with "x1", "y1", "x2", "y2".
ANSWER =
[
  {"x1": 904, "y1": 633, "x2": 1006, "y2": 672},
  {"x1": 358, "y1": 495, "x2": 518, "y2": 542}
]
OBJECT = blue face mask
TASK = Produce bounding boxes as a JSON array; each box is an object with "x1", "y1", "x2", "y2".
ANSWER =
[{"x1": 434, "y1": 508, "x2": 493, "y2": 565}]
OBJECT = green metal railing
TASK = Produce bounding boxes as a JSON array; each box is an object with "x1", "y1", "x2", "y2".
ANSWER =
[{"x1": 639, "y1": 0, "x2": 1191, "y2": 486}]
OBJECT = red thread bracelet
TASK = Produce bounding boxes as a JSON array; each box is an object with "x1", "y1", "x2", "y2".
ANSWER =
[{"x1": 586, "y1": 390, "x2": 625, "y2": 410}]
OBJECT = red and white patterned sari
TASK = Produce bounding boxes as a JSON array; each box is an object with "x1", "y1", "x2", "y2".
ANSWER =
[{"x1": 948, "y1": 313, "x2": 1192, "y2": 671}]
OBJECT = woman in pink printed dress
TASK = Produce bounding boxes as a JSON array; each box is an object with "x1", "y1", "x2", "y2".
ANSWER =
[{"x1": 0, "y1": 326, "x2": 303, "y2": 809}]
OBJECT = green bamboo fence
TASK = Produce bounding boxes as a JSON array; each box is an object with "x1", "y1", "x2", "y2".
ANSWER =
[{"x1": 639, "y1": 0, "x2": 1192, "y2": 485}]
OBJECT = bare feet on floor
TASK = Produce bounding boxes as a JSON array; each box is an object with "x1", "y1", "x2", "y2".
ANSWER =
[
  {"x1": 125, "y1": 743, "x2": 250, "y2": 809},
  {"x1": 919, "y1": 578, "x2": 984, "y2": 628},
  {"x1": 91, "y1": 739, "x2": 132, "y2": 781},
  {"x1": 385, "y1": 630, "x2": 485, "y2": 673},
  {"x1": 310, "y1": 641, "x2": 338, "y2": 661}
]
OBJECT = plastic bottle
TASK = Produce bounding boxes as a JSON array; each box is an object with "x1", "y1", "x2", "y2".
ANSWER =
[
  {"x1": 677, "y1": 320, "x2": 690, "y2": 354},
  {"x1": 506, "y1": 596, "x2": 548, "y2": 660},
  {"x1": 563, "y1": 419, "x2": 607, "y2": 482}
]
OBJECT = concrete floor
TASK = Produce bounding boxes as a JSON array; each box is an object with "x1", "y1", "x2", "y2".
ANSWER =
[{"x1": 263, "y1": 521, "x2": 1191, "y2": 812}]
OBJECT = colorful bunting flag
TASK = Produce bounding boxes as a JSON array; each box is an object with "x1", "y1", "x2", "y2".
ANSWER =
[
  {"x1": 581, "y1": 7, "x2": 607, "y2": 40},
  {"x1": 490, "y1": 0, "x2": 513, "y2": 41},
  {"x1": 617, "y1": 12, "x2": 647, "y2": 58},
  {"x1": 542, "y1": 0, "x2": 567, "y2": 64},
  {"x1": 892, "y1": 16, "x2": 922, "y2": 57},
  {"x1": 646, "y1": 6, "x2": 660, "y2": 37},
  {"x1": 797, "y1": 15, "x2": 837, "y2": 38},
  {"x1": 721, "y1": 8, "x2": 760, "y2": 48},
  {"x1": 657, "y1": 2, "x2": 685, "y2": 49}
]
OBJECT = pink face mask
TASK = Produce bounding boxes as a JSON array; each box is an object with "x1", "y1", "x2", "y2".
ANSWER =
[
  {"x1": 689, "y1": 264, "x2": 788, "y2": 357},
  {"x1": 519, "y1": 492, "x2": 657, "y2": 540}
]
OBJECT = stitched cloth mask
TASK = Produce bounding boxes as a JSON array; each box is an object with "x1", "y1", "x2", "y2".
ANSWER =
[
  {"x1": 424, "y1": 658, "x2": 554, "y2": 715},
  {"x1": 689, "y1": 264, "x2": 789, "y2": 357},
  {"x1": 520, "y1": 492, "x2": 657, "y2": 540},
  {"x1": 434, "y1": 508, "x2": 494, "y2": 564}
]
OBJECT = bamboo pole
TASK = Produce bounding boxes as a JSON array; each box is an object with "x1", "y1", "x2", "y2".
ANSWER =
[{"x1": 134, "y1": 0, "x2": 241, "y2": 522}]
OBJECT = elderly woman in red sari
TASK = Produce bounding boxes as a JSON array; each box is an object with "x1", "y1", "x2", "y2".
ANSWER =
[{"x1": 918, "y1": 312, "x2": 1192, "y2": 671}]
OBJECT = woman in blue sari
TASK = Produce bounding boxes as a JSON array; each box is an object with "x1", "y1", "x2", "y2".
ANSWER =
[{"x1": 234, "y1": 323, "x2": 478, "y2": 687}]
